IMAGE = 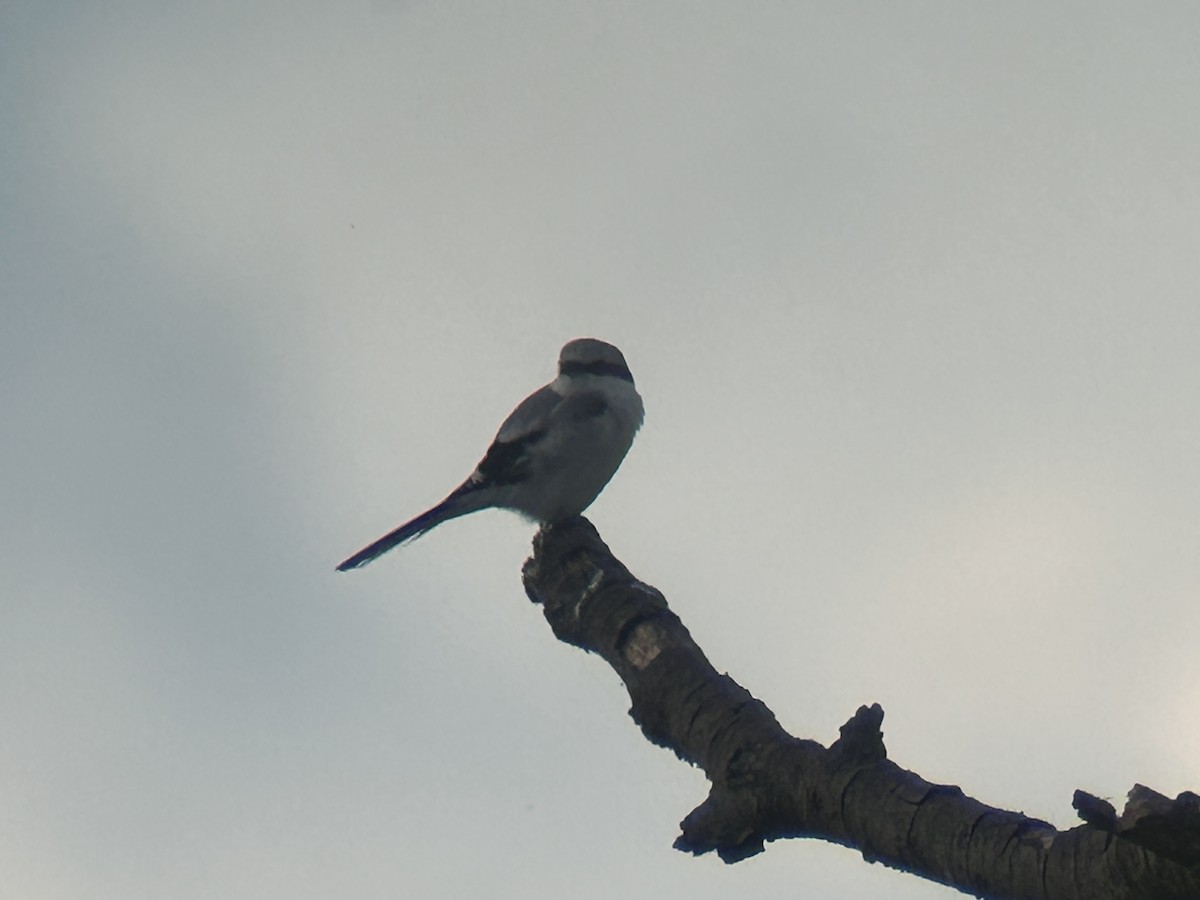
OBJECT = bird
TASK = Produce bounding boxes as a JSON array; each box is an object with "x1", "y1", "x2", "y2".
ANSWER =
[{"x1": 336, "y1": 338, "x2": 644, "y2": 571}]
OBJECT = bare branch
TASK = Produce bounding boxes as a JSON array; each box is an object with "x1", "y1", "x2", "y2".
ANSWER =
[{"x1": 521, "y1": 517, "x2": 1200, "y2": 899}]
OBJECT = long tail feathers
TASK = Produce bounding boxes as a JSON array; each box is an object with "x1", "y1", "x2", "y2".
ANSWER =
[{"x1": 336, "y1": 495, "x2": 468, "y2": 571}]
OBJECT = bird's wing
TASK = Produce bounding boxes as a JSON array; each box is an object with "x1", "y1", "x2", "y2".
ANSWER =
[
  {"x1": 494, "y1": 385, "x2": 562, "y2": 443},
  {"x1": 480, "y1": 389, "x2": 613, "y2": 485},
  {"x1": 454, "y1": 385, "x2": 558, "y2": 490}
]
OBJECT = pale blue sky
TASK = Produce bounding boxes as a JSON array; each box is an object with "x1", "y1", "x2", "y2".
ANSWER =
[{"x1": 4, "y1": 3, "x2": 1199, "y2": 898}]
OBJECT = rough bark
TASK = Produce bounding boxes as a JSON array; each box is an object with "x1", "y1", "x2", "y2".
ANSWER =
[{"x1": 520, "y1": 517, "x2": 1200, "y2": 900}]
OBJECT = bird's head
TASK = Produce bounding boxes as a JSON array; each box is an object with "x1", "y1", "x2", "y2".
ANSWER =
[{"x1": 556, "y1": 338, "x2": 635, "y2": 386}]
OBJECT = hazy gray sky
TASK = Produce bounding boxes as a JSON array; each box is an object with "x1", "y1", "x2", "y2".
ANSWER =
[{"x1": 4, "y1": 3, "x2": 1199, "y2": 898}]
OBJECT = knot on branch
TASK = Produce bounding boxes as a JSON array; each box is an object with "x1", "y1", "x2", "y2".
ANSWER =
[
  {"x1": 830, "y1": 703, "x2": 887, "y2": 765},
  {"x1": 675, "y1": 788, "x2": 766, "y2": 863}
]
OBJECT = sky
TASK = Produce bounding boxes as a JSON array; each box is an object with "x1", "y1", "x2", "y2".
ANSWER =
[{"x1": 3, "y1": 2, "x2": 1200, "y2": 898}]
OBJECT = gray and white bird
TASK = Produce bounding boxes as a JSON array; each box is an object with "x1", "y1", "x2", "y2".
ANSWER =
[{"x1": 336, "y1": 338, "x2": 643, "y2": 571}]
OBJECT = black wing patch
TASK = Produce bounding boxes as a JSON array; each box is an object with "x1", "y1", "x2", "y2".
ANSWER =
[
  {"x1": 469, "y1": 428, "x2": 548, "y2": 488},
  {"x1": 458, "y1": 391, "x2": 607, "y2": 494}
]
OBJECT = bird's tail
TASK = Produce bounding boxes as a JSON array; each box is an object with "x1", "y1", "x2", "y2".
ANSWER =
[{"x1": 335, "y1": 491, "x2": 476, "y2": 571}]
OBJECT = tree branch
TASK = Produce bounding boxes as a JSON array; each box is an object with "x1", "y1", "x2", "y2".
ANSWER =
[{"x1": 520, "y1": 517, "x2": 1200, "y2": 900}]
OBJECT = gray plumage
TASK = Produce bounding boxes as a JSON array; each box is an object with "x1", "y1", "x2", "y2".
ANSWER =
[{"x1": 336, "y1": 338, "x2": 643, "y2": 571}]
